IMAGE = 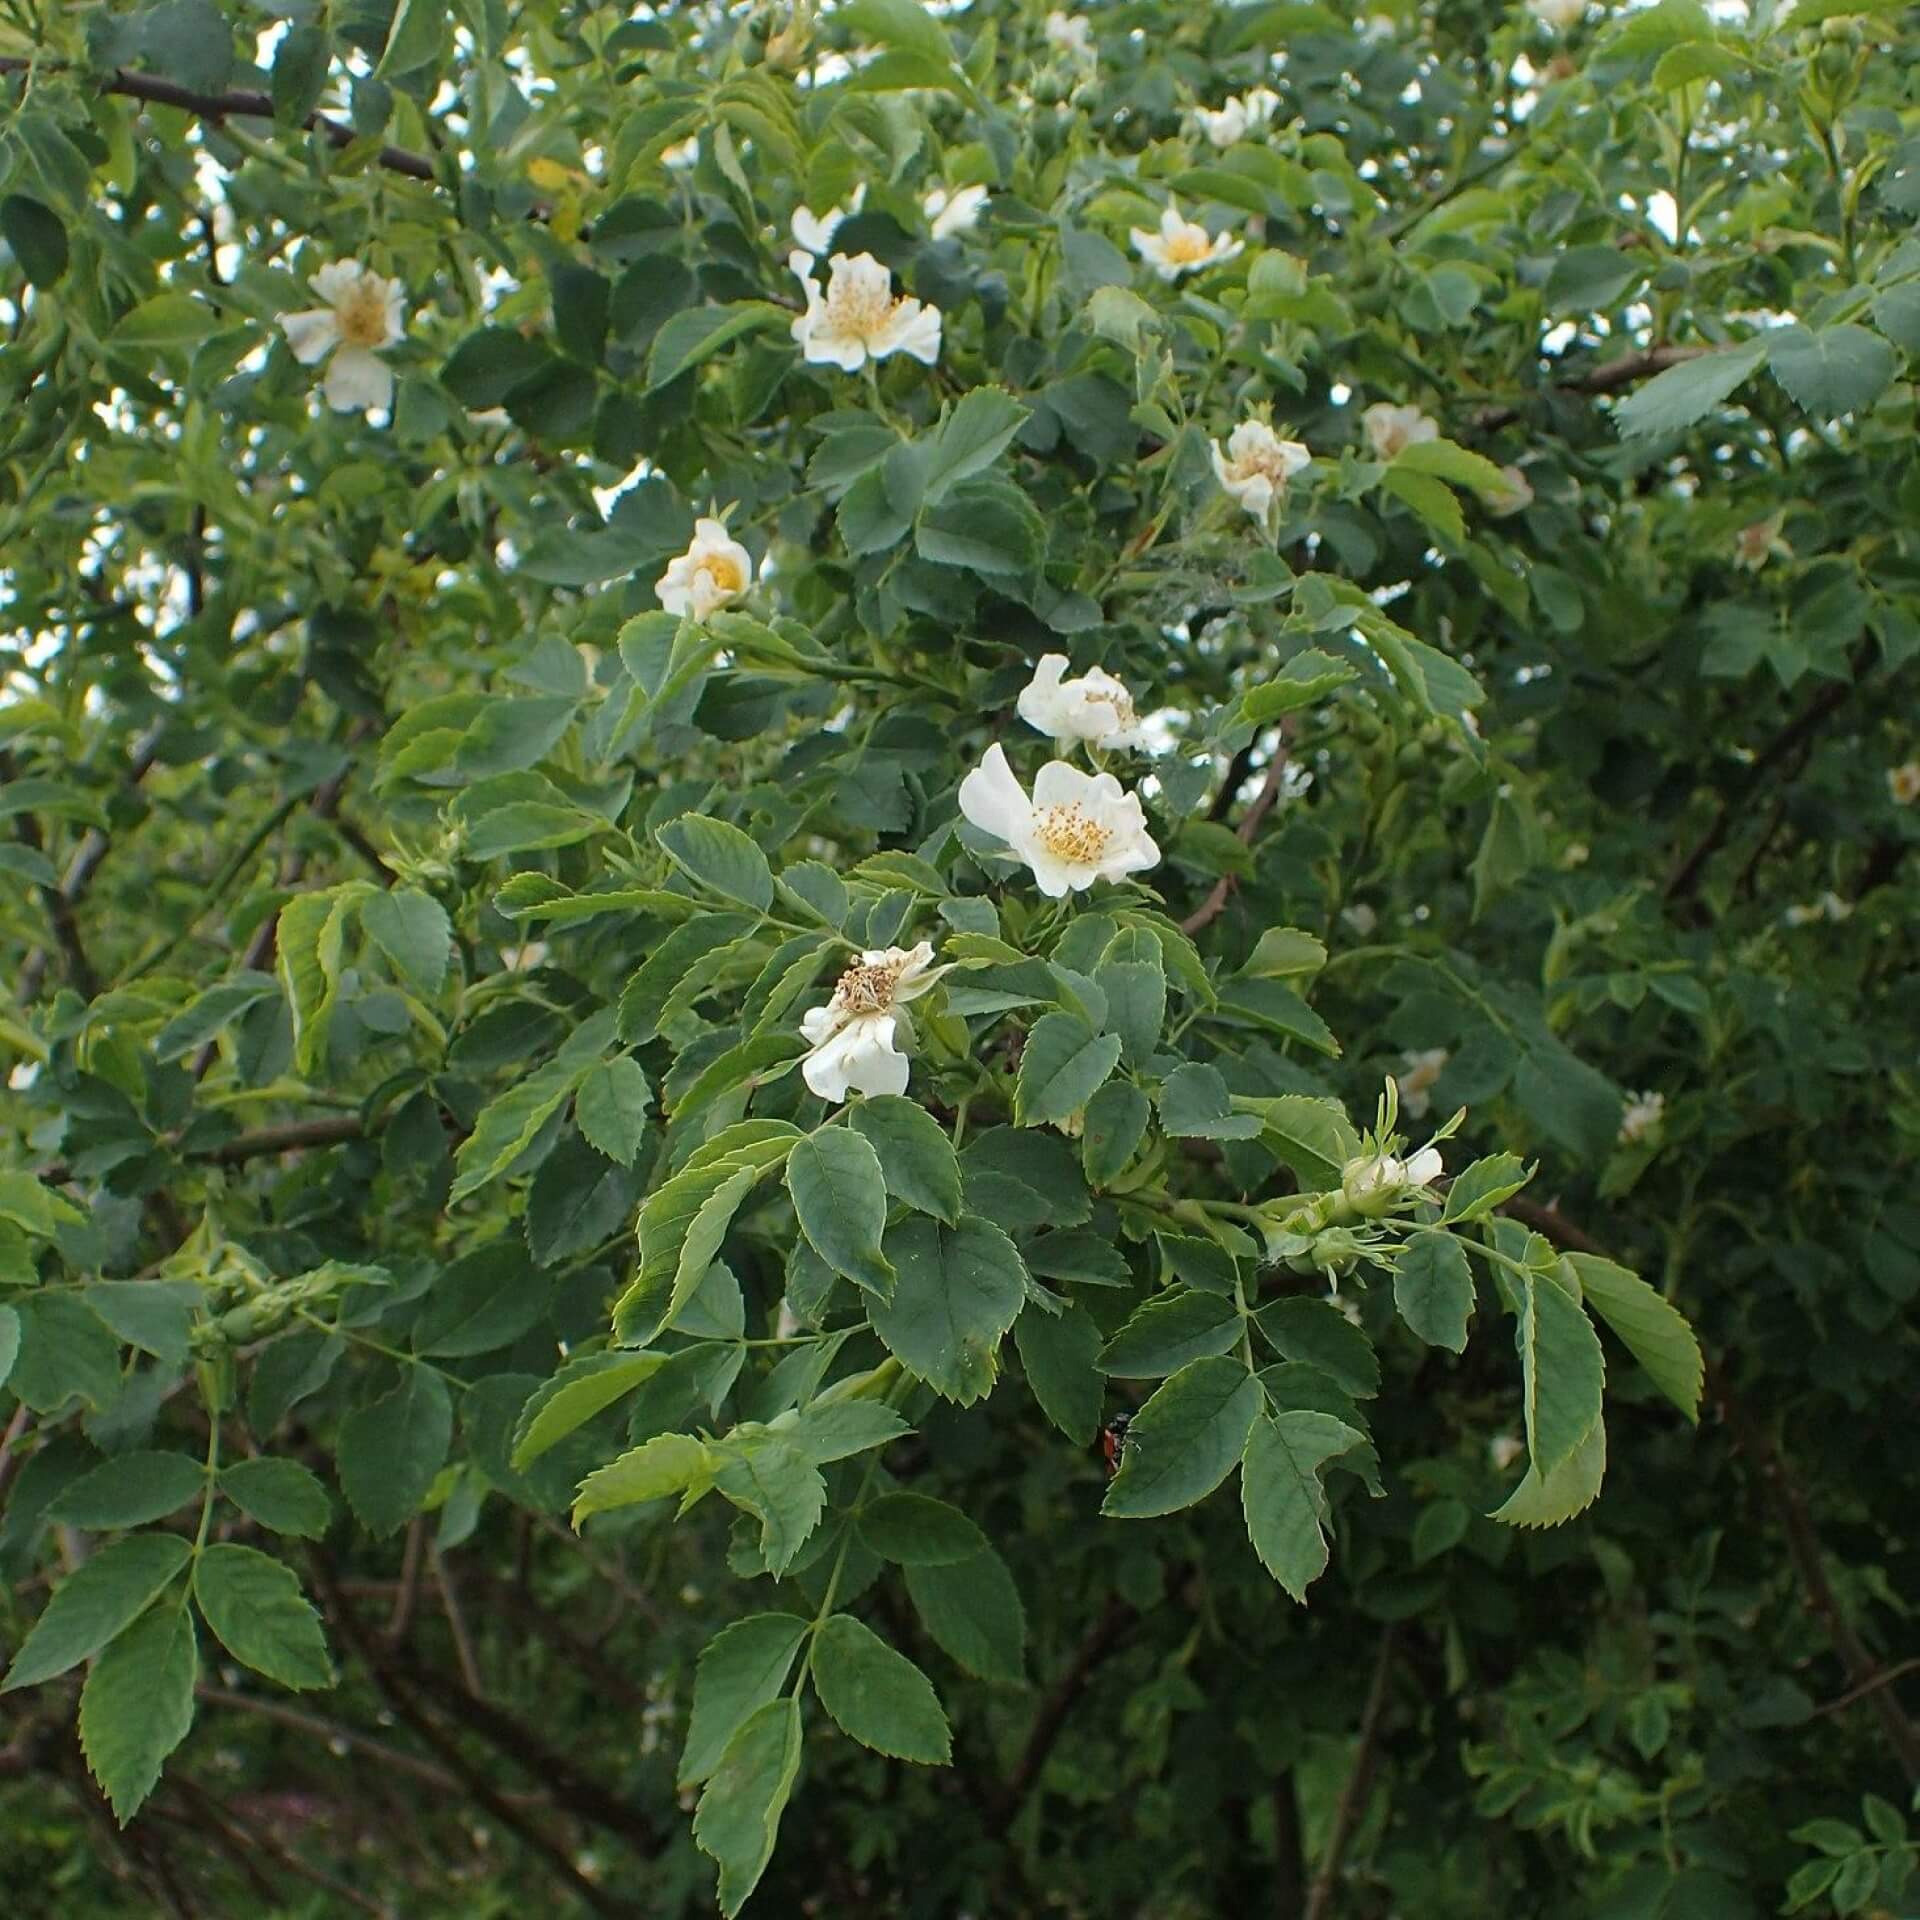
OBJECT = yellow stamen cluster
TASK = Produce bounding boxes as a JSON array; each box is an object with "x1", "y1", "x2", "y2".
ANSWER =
[
  {"x1": 834, "y1": 959, "x2": 905, "y2": 1013},
  {"x1": 827, "y1": 272, "x2": 902, "y2": 343},
  {"x1": 1163, "y1": 227, "x2": 1213, "y2": 264},
  {"x1": 701, "y1": 553, "x2": 746, "y2": 594},
  {"x1": 1035, "y1": 803, "x2": 1113, "y2": 865},
  {"x1": 335, "y1": 280, "x2": 392, "y2": 349}
]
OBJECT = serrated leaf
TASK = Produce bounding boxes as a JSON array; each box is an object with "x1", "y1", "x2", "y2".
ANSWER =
[
  {"x1": 867, "y1": 1215, "x2": 1026, "y2": 1405},
  {"x1": 573, "y1": 1432, "x2": 717, "y2": 1525},
  {"x1": 448, "y1": 1055, "x2": 586, "y2": 1202},
  {"x1": 1014, "y1": 1300, "x2": 1103, "y2": 1444},
  {"x1": 1241, "y1": 1410, "x2": 1365, "y2": 1602},
  {"x1": 713, "y1": 1435, "x2": 826, "y2": 1575},
  {"x1": 575, "y1": 1056, "x2": 653, "y2": 1165},
  {"x1": 680, "y1": 1613, "x2": 809, "y2": 1788},
  {"x1": 51, "y1": 1451, "x2": 206, "y2": 1530},
  {"x1": 924, "y1": 387, "x2": 1030, "y2": 504},
  {"x1": 1565, "y1": 1253, "x2": 1702, "y2": 1422},
  {"x1": 512, "y1": 1350, "x2": 669, "y2": 1468},
  {"x1": 857, "y1": 1492, "x2": 987, "y2": 1566},
  {"x1": 849, "y1": 1095, "x2": 961, "y2": 1223},
  {"x1": 1015, "y1": 1011, "x2": 1122, "y2": 1126},
  {"x1": 811, "y1": 1614, "x2": 952, "y2": 1763},
  {"x1": 336, "y1": 1370, "x2": 453, "y2": 1537},
  {"x1": 1491, "y1": 1413, "x2": 1606, "y2": 1528},
  {"x1": 218, "y1": 1458, "x2": 332, "y2": 1538},
  {"x1": 1102, "y1": 1356, "x2": 1262, "y2": 1519},
  {"x1": 192, "y1": 1545, "x2": 331, "y2": 1690},
  {"x1": 360, "y1": 886, "x2": 450, "y2": 997},
  {"x1": 3, "y1": 1533, "x2": 193, "y2": 1691},
  {"x1": 1393, "y1": 1231, "x2": 1475, "y2": 1352},
  {"x1": 1518, "y1": 1270, "x2": 1606, "y2": 1478},
  {"x1": 787, "y1": 1129, "x2": 894, "y2": 1297},
  {"x1": 903, "y1": 1549, "x2": 1026, "y2": 1682},
  {"x1": 1098, "y1": 1289, "x2": 1241, "y2": 1377},
  {"x1": 693, "y1": 1697, "x2": 803, "y2": 1918},
  {"x1": 1766, "y1": 323, "x2": 1896, "y2": 420},
  {"x1": 1614, "y1": 341, "x2": 1766, "y2": 438},
  {"x1": 79, "y1": 1601, "x2": 196, "y2": 1824},
  {"x1": 656, "y1": 813, "x2": 774, "y2": 911}
]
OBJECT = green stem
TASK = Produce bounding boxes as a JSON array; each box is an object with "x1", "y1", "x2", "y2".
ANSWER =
[{"x1": 192, "y1": 1415, "x2": 222, "y2": 1555}]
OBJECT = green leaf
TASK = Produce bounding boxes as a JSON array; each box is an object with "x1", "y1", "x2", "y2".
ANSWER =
[
  {"x1": 923, "y1": 388, "x2": 1030, "y2": 504},
  {"x1": 916, "y1": 479, "x2": 1045, "y2": 578},
  {"x1": 1015, "y1": 1012, "x2": 1123, "y2": 1126},
  {"x1": 616, "y1": 1158, "x2": 758, "y2": 1341},
  {"x1": 1766, "y1": 323, "x2": 1896, "y2": 420},
  {"x1": 1082, "y1": 1081, "x2": 1151, "y2": 1186},
  {"x1": 377, "y1": 0, "x2": 446, "y2": 74},
  {"x1": 276, "y1": 882, "x2": 374, "y2": 1079},
  {"x1": 694, "y1": 1698, "x2": 804, "y2": 1918},
  {"x1": 648, "y1": 302, "x2": 789, "y2": 393},
  {"x1": 0, "y1": 194, "x2": 67, "y2": 289},
  {"x1": 811, "y1": 1614, "x2": 952, "y2": 1764},
  {"x1": 1393, "y1": 1232, "x2": 1475, "y2": 1352},
  {"x1": 512, "y1": 1350, "x2": 669, "y2": 1468},
  {"x1": 6, "y1": 1292, "x2": 121, "y2": 1414},
  {"x1": 1442, "y1": 1151, "x2": 1531, "y2": 1223},
  {"x1": 573, "y1": 1432, "x2": 718, "y2": 1525},
  {"x1": 269, "y1": 21, "x2": 329, "y2": 124},
  {"x1": 0, "y1": 1303, "x2": 17, "y2": 1388},
  {"x1": 413, "y1": 1240, "x2": 550, "y2": 1358},
  {"x1": 787, "y1": 1129, "x2": 895, "y2": 1297},
  {"x1": 849, "y1": 1095, "x2": 962, "y2": 1223},
  {"x1": 1240, "y1": 927, "x2": 1329, "y2": 979},
  {"x1": 50, "y1": 1451, "x2": 206, "y2": 1530},
  {"x1": 110, "y1": 293, "x2": 210, "y2": 353},
  {"x1": 1565, "y1": 1254, "x2": 1702, "y2": 1422},
  {"x1": 904, "y1": 1549, "x2": 1026, "y2": 1682},
  {"x1": 449, "y1": 1056, "x2": 587, "y2": 1202},
  {"x1": 1542, "y1": 247, "x2": 1648, "y2": 316},
  {"x1": 336, "y1": 1370, "x2": 453, "y2": 1537},
  {"x1": 857, "y1": 1492, "x2": 988, "y2": 1566},
  {"x1": 657, "y1": 813, "x2": 774, "y2": 911},
  {"x1": 3, "y1": 1533, "x2": 193, "y2": 1691},
  {"x1": 0, "y1": 1170, "x2": 84, "y2": 1238},
  {"x1": 1518, "y1": 1270, "x2": 1606, "y2": 1478},
  {"x1": 192, "y1": 1545, "x2": 331, "y2": 1690},
  {"x1": 867, "y1": 1215, "x2": 1027, "y2": 1405},
  {"x1": 680, "y1": 1613, "x2": 809, "y2": 1788},
  {"x1": 1098, "y1": 1289, "x2": 1241, "y2": 1377},
  {"x1": 1380, "y1": 467, "x2": 1464, "y2": 544},
  {"x1": 713, "y1": 1436, "x2": 826, "y2": 1575},
  {"x1": 79, "y1": 1602, "x2": 196, "y2": 1824},
  {"x1": 360, "y1": 886, "x2": 451, "y2": 998},
  {"x1": 218, "y1": 1458, "x2": 332, "y2": 1539},
  {"x1": 1158, "y1": 1063, "x2": 1263, "y2": 1140},
  {"x1": 576, "y1": 1056, "x2": 653, "y2": 1166},
  {"x1": 1253, "y1": 1298, "x2": 1380, "y2": 1398},
  {"x1": 1014, "y1": 1301, "x2": 1104, "y2": 1444},
  {"x1": 1102, "y1": 1356, "x2": 1263, "y2": 1519},
  {"x1": 1614, "y1": 341, "x2": 1767, "y2": 438},
  {"x1": 1241, "y1": 1410, "x2": 1365, "y2": 1602},
  {"x1": 1491, "y1": 1413, "x2": 1606, "y2": 1528},
  {"x1": 1098, "y1": 959, "x2": 1167, "y2": 1067}
]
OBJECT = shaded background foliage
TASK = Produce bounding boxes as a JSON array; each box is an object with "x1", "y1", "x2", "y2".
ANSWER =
[{"x1": 0, "y1": 0, "x2": 1917, "y2": 1915}]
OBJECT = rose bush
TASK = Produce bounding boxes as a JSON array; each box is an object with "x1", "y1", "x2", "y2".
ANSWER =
[{"x1": 0, "y1": 0, "x2": 1916, "y2": 1915}]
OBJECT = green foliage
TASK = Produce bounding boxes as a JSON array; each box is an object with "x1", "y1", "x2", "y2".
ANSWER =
[{"x1": 0, "y1": 0, "x2": 1914, "y2": 1913}]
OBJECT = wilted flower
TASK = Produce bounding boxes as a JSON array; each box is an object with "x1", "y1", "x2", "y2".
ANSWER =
[
  {"x1": 1043, "y1": 10, "x2": 1095, "y2": 59},
  {"x1": 279, "y1": 260, "x2": 406, "y2": 414},
  {"x1": 791, "y1": 186, "x2": 865, "y2": 258},
  {"x1": 655, "y1": 518, "x2": 753, "y2": 620},
  {"x1": 1394, "y1": 1048, "x2": 1450, "y2": 1121},
  {"x1": 959, "y1": 745, "x2": 1160, "y2": 897},
  {"x1": 1362, "y1": 401, "x2": 1439, "y2": 460},
  {"x1": 1733, "y1": 512, "x2": 1789, "y2": 572},
  {"x1": 1211, "y1": 421, "x2": 1311, "y2": 520},
  {"x1": 1528, "y1": 0, "x2": 1586, "y2": 27},
  {"x1": 1888, "y1": 761, "x2": 1920, "y2": 806},
  {"x1": 924, "y1": 183, "x2": 989, "y2": 240},
  {"x1": 799, "y1": 942, "x2": 942, "y2": 1101},
  {"x1": 1488, "y1": 465, "x2": 1535, "y2": 516},
  {"x1": 1190, "y1": 88, "x2": 1281, "y2": 148},
  {"x1": 1017, "y1": 654, "x2": 1145, "y2": 751},
  {"x1": 790, "y1": 251, "x2": 941, "y2": 371},
  {"x1": 1131, "y1": 205, "x2": 1245, "y2": 282},
  {"x1": 1617, "y1": 1091, "x2": 1665, "y2": 1145}
]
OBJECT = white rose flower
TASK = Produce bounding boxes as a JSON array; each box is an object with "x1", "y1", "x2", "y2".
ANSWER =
[
  {"x1": 1617, "y1": 1091, "x2": 1665, "y2": 1145},
  {"x1": 1488, "y1": 464, "x2": 1535, "y2": 516},
  {"x1": 1044, "y1": 11, "x2": 1095, "y2": 59},
  {"x1": 958, "y1": 744, "x2": 1160, "y2": 897},
  {"x1": 925, "y1": 183, "x2": 989, "y2": 240},
  {"x1": 1191, "y1": 88, "x2": 1280, "y2": 148},
  {"x1": 799, "y1": 942, "x2": 941, "y2": 1102},
  {"x1": 278, "y1": 260, "x2": 407, "y2": 415},
  {"x1": 1394, "y1": 1048, "x2": 1450, "y2": 1121},
  {"x1": 1016, "y1": 654, "x2": 1145, "y2": 751},
  {"x1": 1130, "y1": 204, "x2": 1245, "y2": 282},
  {"x1": 1888, "y1": 761, "x2": 1920, "y2": 806},
  {"x1": 655, "y1": 517, "x2": 753, "y2": 621},
  {"x1": 1362, "y1": 401, "x2": 1440, "y2": 460},
  {"x1": 1342, "y1": 1145, "x2": 1444, "y2": 1204},
  {"x1": 1528, "y1": 0, "x2": 1586, "y2": 29},
  {"x1": 1733, "y1": 512, "x2": 1788, "y2": 573},
  {"x1": 791, "y1": 185, "x2": 865, "y2": 258},
  {"x1": 1210, "y1": 421, "x2": 1312, "y2": 520},
  {"x1": 790, "y1": 250, "x2": 942, "y2": 372}
]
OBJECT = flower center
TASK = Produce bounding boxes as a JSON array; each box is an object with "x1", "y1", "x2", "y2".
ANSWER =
[
  {"x1": 700, "y1": 552, "x2": 745, "y2": 595},
  {"x1": 335, "y1": 280, "x2": 391, "y2": 350},
  {"x1": 826, "y1": 270, "x2": 899, "y2": 342},
  {"x1": 1164, "y1": 226, "x2": 1213, "y2": 264},
  {"x1": 834, "y1": 960, "x2": 904, "y2": 1013},
  {"x1": 1034, "y1": 803, "x2": 1113, "y2": 865}
]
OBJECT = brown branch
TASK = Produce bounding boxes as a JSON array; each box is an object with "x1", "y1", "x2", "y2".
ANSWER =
[
  {"x1": 1663, "y1": 643, "x2": 1871, "y2": 911},
  {"x1": 1472, "y1": 345, "x2": 1710, "y2": 434},
  {"x1": 38, "y1": 1112, "x2": 366, "y2": 1187},
  {"x1": 1302, "y1": 1626, "x2": 1398, "y2": 1920},
  {"x1": 1182, "y1": 741, "x2": 1292, "y2": 936},
  {"x1": 193, "y1": 1685, "x2": 469, "y2": 1798},
  {"x1": 989, "y1": 1595, "x2": 1136, "y2": 1833},
  {"x1": 1815, "y1": 1657, "x2": 1920, "y2": 1722},
  {"x1": 433, "y1": 1546, "x2": 486, "y2": 1698},
  {"x1": 12, "y1": 804, "x2": 99, "y2": 998},
  {"x1": 0, "y1": 57, "x2": 436, "y2": 181}
]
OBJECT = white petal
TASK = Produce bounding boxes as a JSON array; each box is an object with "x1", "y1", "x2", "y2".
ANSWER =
[
  {"x1": 1016, "y1": 655, "x2": 1073, "y2": 738},
  {"x1": 308, "y1": 259, "x2": 366, "y2": 306},
  {"x1": 1031, "y1": 758, "x2": 1102, "y2": 811},
  {"x1": 791, "y1": 206, "x2": 841, "y2": 255},
  {"x1": 1404, "y1": 1147, "x2": 1444, "y2": 1187},
  {"x1": 958, "y1": 743, "x2": 1033, "y2": 847},
  {"x1": 800, "y1": 1003, "x2": 839, "y2": 1046},
  {"x1": 871, "y1": 298, "x2": 942, "y2": 366},
  {"x1": 323, "y1": 346, "x2": 392, "y2": 414},
  {"x1": 280, "y1": 308, "x2": 341, "y2": 365},
  {"x1": 804, "y1": 1013, "x2": 908, "y2": 1101},
  {"x1": 799, "y1": 323, "x2": 871, "y2": 371},
  {"x1": 1025, "y1": 849, "x2": 1081, "y2": 898}
]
